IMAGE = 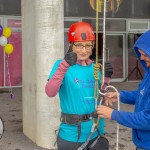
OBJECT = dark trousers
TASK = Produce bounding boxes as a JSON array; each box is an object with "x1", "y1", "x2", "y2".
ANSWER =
[{"x1": 57, "y1": 136, "x2": 109, "y2": 150}]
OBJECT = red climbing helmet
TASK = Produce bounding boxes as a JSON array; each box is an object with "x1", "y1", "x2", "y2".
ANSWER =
[{"x1": 68, "y1": 22, "x2": 95, "y2": 42}]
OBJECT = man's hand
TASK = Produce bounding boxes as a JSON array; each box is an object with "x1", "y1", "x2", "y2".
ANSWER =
[
  {"x1": 104, "y1": 92, "x2": 119, "y2": 106},
  {"x1": 64, "y1": 46, "x2": 77, "y2": 66},
  {"x1": 105, "y1": 61, "x2": 113, "y2": 78},
  {"x1": 96, "y1": 105, "x2": 114, "y2": 119}
]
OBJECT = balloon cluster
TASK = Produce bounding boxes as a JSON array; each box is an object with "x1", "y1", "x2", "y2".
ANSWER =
[{"x1": 0, "y1": 25, "x2": 14, "y2": 55}]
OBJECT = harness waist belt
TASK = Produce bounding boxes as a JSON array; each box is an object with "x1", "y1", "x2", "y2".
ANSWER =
[{"x1": 61, "y1": 112, "x2": 97, "y2": 124}]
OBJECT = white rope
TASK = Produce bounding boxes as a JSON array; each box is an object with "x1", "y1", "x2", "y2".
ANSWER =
[
  {"x1": 101, "y1": 0, "x2": 106, "y2": 84},
  {"x1": 99, "y1": 85, "x2": 120, "y2": 150},
  {"x1": 6, "y1": 55, "x2": 13, "y2": 99},
  {"x1": 100, "y1": 0, "x2": 120, "y2": 149}
]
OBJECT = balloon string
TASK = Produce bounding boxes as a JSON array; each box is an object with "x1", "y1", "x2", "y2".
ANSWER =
[{"x1": 6, "y1": 55, "x2": 12, "y2": 95}]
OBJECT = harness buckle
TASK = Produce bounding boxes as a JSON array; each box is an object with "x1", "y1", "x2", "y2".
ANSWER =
[{"x1": 83, "y1": 114, "x2": 90, "y2": 120}]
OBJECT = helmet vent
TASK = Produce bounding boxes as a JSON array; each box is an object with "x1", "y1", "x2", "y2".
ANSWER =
[
  {"x1": 71, "y1": 32, "x2": 75, "y2": 36},
  {"x1": 81, "y1": 33, "x2": 86, "y2": 40}
]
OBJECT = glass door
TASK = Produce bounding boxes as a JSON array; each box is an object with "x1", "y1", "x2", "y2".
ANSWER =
[{"x1": 106, "y1": 34, "x2": 125, "y2": 82}]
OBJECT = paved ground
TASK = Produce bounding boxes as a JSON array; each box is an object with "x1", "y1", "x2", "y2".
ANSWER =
[{"x1": 0, "y1": 82, "x2": 140, "y2": 150}]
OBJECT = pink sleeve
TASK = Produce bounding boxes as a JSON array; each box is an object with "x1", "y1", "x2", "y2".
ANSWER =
[{"x1": 45, "y1": 60, "x2": 70, "y2": 97}]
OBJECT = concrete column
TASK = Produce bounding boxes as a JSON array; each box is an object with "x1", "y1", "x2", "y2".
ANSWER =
[{"x1": 21, "y1": 0, "x2": 64, "y2": 149}]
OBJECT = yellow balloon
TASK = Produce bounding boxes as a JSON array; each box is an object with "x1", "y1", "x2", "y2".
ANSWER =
[
  {"x1": 4, "y1": 44, "x2": 14, "y2": 55},
  {"x1": 3, "y1": 27, "x2": 12, "y2": 38}
]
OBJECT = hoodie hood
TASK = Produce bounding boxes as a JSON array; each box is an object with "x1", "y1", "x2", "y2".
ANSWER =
[{"x1": 133, "y1": 30, "x2": 150, "y2": 72}]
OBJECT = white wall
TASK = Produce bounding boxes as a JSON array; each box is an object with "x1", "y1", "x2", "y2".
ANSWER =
[{"x1": 22, "y1": 0, "x2": 64, "y2": 149}]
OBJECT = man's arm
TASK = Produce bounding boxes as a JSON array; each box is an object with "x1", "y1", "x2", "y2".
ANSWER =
[
  {"x1": 97, "y1": 102, "x2": 150, "y2": 130},
  {"x1": 120, "y1": 90, "x2": 139, "y2": 104},
  {"x1": 112, "y1": 109, "x2": 150, "y2": 130}
]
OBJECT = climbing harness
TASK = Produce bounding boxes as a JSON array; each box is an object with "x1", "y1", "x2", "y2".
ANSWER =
[
  {"x1": 61, "y1": 112, "x2": 97, "y2": 141},
  {"x1": 60, "y1": 112, "x2": 98, "y2": 150}
]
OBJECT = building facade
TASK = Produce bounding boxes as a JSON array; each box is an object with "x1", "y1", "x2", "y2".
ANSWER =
[
  {"x1": 64, "y1": 0, "x2": 150, "y2": 82},
  {"x1": 1, "y1": 0, "x2": 150, "y2": 89}
]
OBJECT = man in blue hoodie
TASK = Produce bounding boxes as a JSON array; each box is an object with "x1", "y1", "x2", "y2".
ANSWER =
[{"x1": 96, "y1": 30, "x2": 150, "y2": 150}]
